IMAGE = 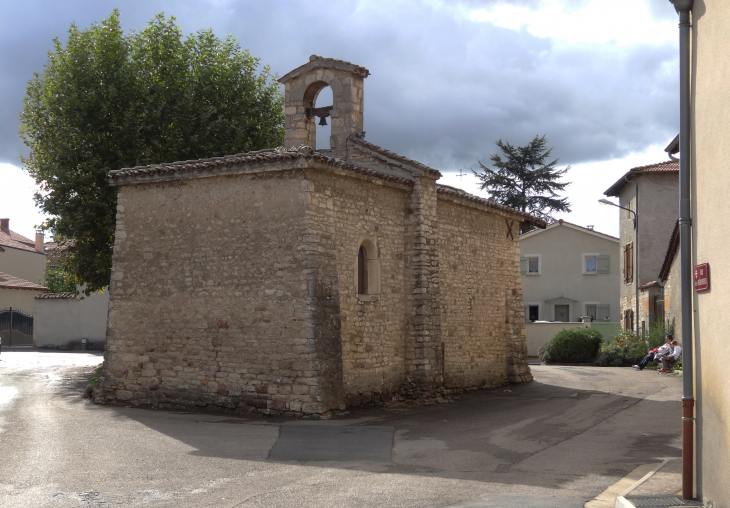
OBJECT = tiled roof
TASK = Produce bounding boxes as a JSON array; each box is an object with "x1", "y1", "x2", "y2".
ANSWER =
[
  {"x1": 279, "y1": 55, "x2": 370, "y2": 83},
  {"x1": 0, "y1": 227, "x2": 39, "y2": 253},
  {"x1": 0, "y1": 272, "x2": 49, "y2": 291},
  {"x1": 108, "y1": 146, "x2": 414, "y2": 187},
  {"x1": 604, "y1": 160, "x2": 679, "y2": 196},
  {"x1": 35, "y1": 292, "x2": 75, "y2": 299},
  {"x1": 520, "y1": 218, "x2": 619, "y2": 241},
  {"x1": 639, "y1": 281, "x2": 661, "y2": 290},
  {"x1": 631, "y1": 160, "x2": 679, "y2": 172},
  {"x1": 659, "y1": 220, "x2": 680, "y2": 281},
  {"x1": 44, "y1": 239, "x2": 73, "y2": 268},
  {"x1": 436, "y1": 184, "x2": 548, "y2": 225},
  {"x1": 350, "y1": 138, "x2": 442, "y2": 178}
]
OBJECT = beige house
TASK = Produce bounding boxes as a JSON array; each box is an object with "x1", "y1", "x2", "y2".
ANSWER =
[
  {"x1": 520, "y1": 220, "x2": 620, "y2": 323},
  {"x1": 683, "y1": 2, "x2": 730, "y2": 504},
  {"x1": 93, "y1": 56, "x2": 545, "y2": 416},
  {"x1": 0, "y1": 219, "x2": 49, "y2": 345},
  {"x1": 603, "y1": 161, "x2": 678, "y2": 332},
  {"x1": 0, "y1": 218, "x2": 46, "y2": 292}
]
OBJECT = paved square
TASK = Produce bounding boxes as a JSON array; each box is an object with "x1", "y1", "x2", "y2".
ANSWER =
[{"x1": 268, "y1": 424, "x2": 394, "y2": 461}]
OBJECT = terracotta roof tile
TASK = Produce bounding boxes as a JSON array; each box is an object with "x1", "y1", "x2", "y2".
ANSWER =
[
  {"x1": 0, "y1": 228, "x2": 39, "y2": 253},
  {"x1": 279, "y1": 55, "x2": 370, "y2": 83},
  {"x1": 109, "y1": 146, "x2": 414, "y2": 187},
  {"x1": 35, "y1": 292, "x2": 75, "y2": 299},
  {"x1": 436, "y1": 184, "x2": 547, "y2": 225},
  {"x1": 350, "y1": 138, "x2": 442, "y2": 178},
  {"x1": 0, "y1": 272, "x2": 49, "y2": 291},
  {"x1": 604, "y1": 160, "x2": 679, "y2": 196},
  {"x1": 659, "y1": 220, "x2": 680, "y2": 281}
]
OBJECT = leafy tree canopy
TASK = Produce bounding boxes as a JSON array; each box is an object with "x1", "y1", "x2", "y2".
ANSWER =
[
  {"x1": 473, "y1": 135, "x2": 571, "y2": 226},
  {"x1": 20, "y1": 10, "x2": 284, "y2": 292},
  {"x1": 43, "y1": 266, "x2": 77, "y2": 294}
]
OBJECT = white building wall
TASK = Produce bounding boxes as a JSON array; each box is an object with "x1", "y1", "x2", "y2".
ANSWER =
[
  {"x1": 33, "y1": 289, "x2": 109, "y2": 349},
  {"x1": 520, "y1": 223, "x2": 620, "y2": 323}
]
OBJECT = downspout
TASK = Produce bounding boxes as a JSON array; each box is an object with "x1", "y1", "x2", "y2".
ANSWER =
[
  {"x1": 668, "y1": 0, "x2": 694, "y2": 500},
  {"x1": 635, "y1": 179, "x2": 639, "y2": 336}
]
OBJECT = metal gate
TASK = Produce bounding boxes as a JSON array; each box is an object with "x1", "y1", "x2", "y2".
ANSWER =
[{"x1": 0, "y1": 307, "x2": 34, "y2": 346}]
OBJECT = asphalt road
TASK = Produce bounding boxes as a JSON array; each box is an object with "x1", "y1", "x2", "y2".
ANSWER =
[{"x1": 0, "y1": 349, "x2": 682, "y2": 507}]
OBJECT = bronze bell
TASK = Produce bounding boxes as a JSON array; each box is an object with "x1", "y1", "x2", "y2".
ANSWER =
[{"x1": 318, "y1": 115, "x2": 328, "y2": 126}]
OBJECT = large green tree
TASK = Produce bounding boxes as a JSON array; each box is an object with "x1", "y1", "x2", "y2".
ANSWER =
[
  {"x1": 20, "y1": 10, "x2": 284, "y2": 292},
  {"x1": 473, "y1": 135, "x2": 571, "y2": 226}
]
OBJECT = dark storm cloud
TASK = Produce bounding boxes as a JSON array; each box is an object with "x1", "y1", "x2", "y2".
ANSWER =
[{"x1": 0, "y1": 0, "x2": 678, "y2": 174}]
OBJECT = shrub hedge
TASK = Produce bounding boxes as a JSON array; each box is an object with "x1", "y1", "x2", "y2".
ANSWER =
[{"x1": 541, "y1": 328, "x2": 603, "y2": 364}]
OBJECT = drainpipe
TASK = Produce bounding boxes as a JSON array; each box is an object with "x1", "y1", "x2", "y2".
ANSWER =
[
  {"x1": 634, "y1": 179, "x2": 639, "y2": 336},
  {"x1": 668, "y1": 0, "x2": 694, "y2": 500}
]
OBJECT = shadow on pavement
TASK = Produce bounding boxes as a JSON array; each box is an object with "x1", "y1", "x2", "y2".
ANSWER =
[{"x1": 103, "y1": 369, "x2": 682, "y2": 492}]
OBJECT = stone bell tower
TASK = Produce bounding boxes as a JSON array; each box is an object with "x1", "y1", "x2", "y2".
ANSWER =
[{"x1": 278, "y1": 55, "x2": 369, "y2": 155}]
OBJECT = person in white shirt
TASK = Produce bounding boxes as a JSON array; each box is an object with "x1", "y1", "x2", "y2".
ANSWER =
[
  {"x1": 659, "y1": 341, "x2": 682, "y2": 372},
  {"x1": 634, "y1": 335, "x2": 673, "y2": 370}
]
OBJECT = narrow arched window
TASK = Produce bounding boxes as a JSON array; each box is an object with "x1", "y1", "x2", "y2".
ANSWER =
[{"x1": 358, "y1": 245, "x2": 368, "y2": 294}]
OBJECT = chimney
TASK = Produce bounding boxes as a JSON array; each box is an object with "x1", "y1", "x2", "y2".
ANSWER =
[
  {"x1": 0, "y1": 218, "x2": 8, "y2": 232},
  {"x1": 35, "y1": 230, "x2": 44, "y2": 252}
]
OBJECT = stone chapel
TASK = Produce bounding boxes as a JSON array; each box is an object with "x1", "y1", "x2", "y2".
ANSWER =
[{"x1": 94, "y1": 56, "x2": 545, "y2": 415}]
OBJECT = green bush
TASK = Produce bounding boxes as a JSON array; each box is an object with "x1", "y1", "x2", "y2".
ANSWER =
[
  {"x1": 541, "y1": 328, "x2": 603, "y2": 364},
  {"x1": 595, "y1": 328, "x2": 647, "y2": 367}
]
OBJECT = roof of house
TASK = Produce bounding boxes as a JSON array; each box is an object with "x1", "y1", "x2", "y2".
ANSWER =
[
  {"x1": 436, "y1": 185, "x2": 547, "y2": 226},
  {"x1": 109, "y1": 145, "x2": 546, "y2": 225},
  {"x1": 0, "y1": 226, "x2": 40, "y2": 254},
  {"x1": 278, "y1": 55, "x2": 370, "y2": 83},
  {"x1": 638, "y1": 281, "x2": 662, "y2": 290},
  {"x1": 519, "y1": 218, "x2": 619, "y2": 242},
  {"x1": 604, "y1": 160, "x2": 679, "y2": 197},
  {"x1": 0, "y1": 272, "x2": 49, "y2": 291},
  {"x1": 35, "y1": 292, "x2": 75, "y2": 299},
  {"x1": 44, "y1": 239, "x2": 73, "y2": 268},
  {"x1": 659, "y1": 220, "x2": 680, "y2": 281}
]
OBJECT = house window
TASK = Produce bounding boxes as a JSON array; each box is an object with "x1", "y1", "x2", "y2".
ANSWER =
[
  {"x1": 356, "y1": 238, "x2": 380, "y2": 297},
  {"x1": 623, "y1": 243, "x2": 634, "y2": 284},
  {"x1": 520, "y1": 254, "x2": 541, "y2": 275},
  {"x1": 358, "y1": 245, "x2": 368, "y2": 294},
  {"x1": 586, "y1": 256, "x2": 597, "y2": 273},
  {"x1": 623, "y1": 309, "x2": 634, "y2": 330},
  {"x1": 528, "y1": 305, "x2": 539, "y2": 321},
  {"x1": 586, "y1": 305, "x2": 597, "y2": 320}
]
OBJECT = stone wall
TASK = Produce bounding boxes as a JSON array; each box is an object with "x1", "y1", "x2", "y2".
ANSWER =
[
  {"x1": 96, "y1": 169, "x2": 335, "y2": 415},
  {"x1": 306, "y1": 166, "x2": 410, "y2": 404},
  {"x1": 437, "y1": 196, "x2": 531, "y2": 387}
]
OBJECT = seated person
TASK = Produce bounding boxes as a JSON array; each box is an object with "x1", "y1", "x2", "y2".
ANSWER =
[
  {"x1": 634, "y1": 335, "x2": 673, "y2": 370},
  {"x1": 659, "y1": 341, "x2": 682, "y2": 372}
]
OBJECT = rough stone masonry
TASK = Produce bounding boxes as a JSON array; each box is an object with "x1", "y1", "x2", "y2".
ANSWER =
[{"x1": 93, "y1": 56, "x2": 545, "y2": 416}]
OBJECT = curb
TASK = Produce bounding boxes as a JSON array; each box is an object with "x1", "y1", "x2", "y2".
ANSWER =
[{"x1": 585, "y1": 460, "x2": 670, "y2": 508}]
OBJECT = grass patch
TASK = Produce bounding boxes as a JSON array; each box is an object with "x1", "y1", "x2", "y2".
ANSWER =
[{"x1": 87, "y1": 365, "x2": 104, "y2": 388}]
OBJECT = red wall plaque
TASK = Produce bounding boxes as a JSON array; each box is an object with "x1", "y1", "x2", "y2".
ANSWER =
[{"x1": 694, "y1": 263, "x2": 710, "y2": 292}]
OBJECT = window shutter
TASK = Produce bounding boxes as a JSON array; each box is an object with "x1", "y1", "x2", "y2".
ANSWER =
[
  {"x1": 597, "y1": 255, "x2": 610, "y2": 274},
  {"x1": 597, "y1": 304, "x2": 610, "y2": 321},
  {"x1": 524, "y1": 305, "x2": 529, "y2": 323},
  {"x1": 520, "y1": 257, "x2": 527, "y2": 275},
  {"x1": 623, "y1": 243, "x2": 634, "y2": 283}
]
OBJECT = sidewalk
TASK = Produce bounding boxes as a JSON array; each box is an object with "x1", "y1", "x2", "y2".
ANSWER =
[{"x1": 587, "y1": 458, "x2": 702, "y2": 508}]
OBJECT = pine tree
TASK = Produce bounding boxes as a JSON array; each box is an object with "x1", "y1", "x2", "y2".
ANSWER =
[{"x1": 473, "y1": 135, "x2": 571, "y2": 228}]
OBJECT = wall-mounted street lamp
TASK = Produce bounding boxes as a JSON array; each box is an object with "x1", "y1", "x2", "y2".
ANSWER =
[{"x1": 598, "y1": 198, "x2": 636, "y2": 229}]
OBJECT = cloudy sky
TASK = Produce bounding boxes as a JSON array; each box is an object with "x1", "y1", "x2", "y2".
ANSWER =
[{"x1": 0, "y1": 0, "x2": 681, "y2": 240}]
